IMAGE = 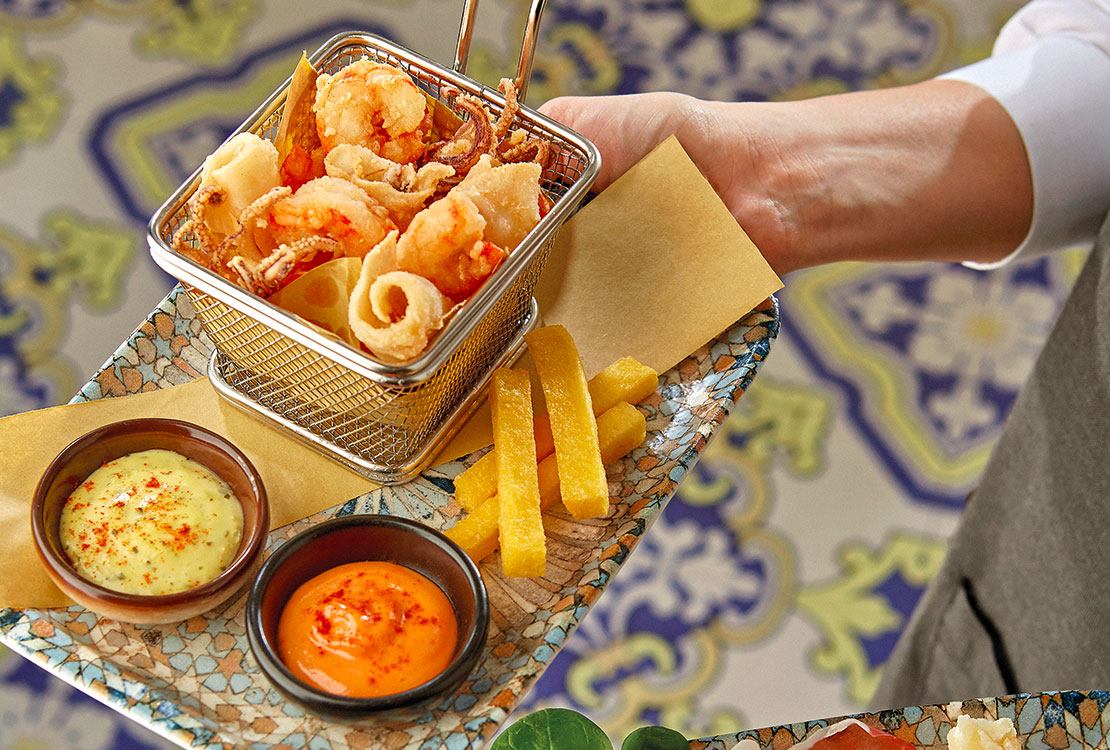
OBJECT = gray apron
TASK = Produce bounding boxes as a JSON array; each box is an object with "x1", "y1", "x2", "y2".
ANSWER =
[{"x1": 872, "y1": 209, "x2": 1110, "y2": 709}]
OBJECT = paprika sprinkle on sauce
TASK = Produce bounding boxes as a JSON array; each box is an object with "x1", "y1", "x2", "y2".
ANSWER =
[
  {"x1": 277, "y1": 561, "x2": 458, "y2": 698},
  {"x1": 59, "y1": 449, "x2": 243, "y2": 596}
]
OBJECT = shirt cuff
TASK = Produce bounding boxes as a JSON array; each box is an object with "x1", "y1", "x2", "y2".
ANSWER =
[{"x1": 940, "y1": 37, "x2": 1110, "y2": 269}]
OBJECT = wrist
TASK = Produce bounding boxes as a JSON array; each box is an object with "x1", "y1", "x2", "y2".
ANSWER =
[{"x1": 721, "y1": 80, "x2": 1032, "y2": 273}]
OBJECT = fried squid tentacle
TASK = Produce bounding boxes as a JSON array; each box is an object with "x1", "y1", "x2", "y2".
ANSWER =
[
  {"x1": 428, "y1": 93, "x2": 495, "y2": 174},
  {"x1": 497, "y1": 129, "x2": 551, "y2": 168},
  {"x1": 492, "y1": 79, "x2": 552, "y2": 167},
  {"x1": 228, "y1": 235, "x2": 339, "y2": 296},
  {"x1": 492, "y1": 78, "x2": 519, "y2": 143}
]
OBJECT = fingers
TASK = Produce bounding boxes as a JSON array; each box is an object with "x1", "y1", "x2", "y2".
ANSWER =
[
  {"x1": 539, "y1": 96, "x2": 622, "y2": 189},
  {"x1": 540, "y1": 93, "x2": 680, "y2": 190},
  {"x1": 536, "y1": 95, "x2": 592, "y2": 132}
]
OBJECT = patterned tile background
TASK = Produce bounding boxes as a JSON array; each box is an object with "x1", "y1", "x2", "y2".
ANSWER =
[{"x1": 0, "y1": 0, "x2": 1082, "y2": 748}]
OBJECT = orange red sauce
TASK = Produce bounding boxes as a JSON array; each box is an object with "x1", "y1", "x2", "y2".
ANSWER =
[{"x1": 277, "y1": 561, "x2": 458, "y2": 698}]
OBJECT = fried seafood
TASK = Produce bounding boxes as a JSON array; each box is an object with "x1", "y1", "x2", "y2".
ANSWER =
[
  {"x1": 266, "y1": 176, "x2": 395, "y2": 260},
  {"x1": 173, "y1": 184, "x2": 287, "y2": 282},
  {"x1": 313, "y1": 59, "x2": 430, "y2": 164},
  {"x1": 220, "y1": 186, "x2": 342, "y2": 295},
  {"x1": 449, "y1": 155, "x2": 541, "y2": 251},
  {"x1": 489, "y1": 77, "x2": 551, "y2": 166},
  {"x1": 323, "y1": 144, "x2": 454, "y2": 229},
  {"x1": 429, "y1": 78, "x2": 552, "y2": 178},
  {"x1": 214, "y1": 185, "x2": 290, "y2": 268},
  {"x1": 172, "y1": 185, "x2": 229, "y2": 269},
  {"x1": 497, "y1": 127, "x2": 551, "y2": 167},
  {"x1": 428, "y1": 93, "x2": 497, "y2": 175},
  {"x1": 175, "y1": 56, "x2": 556, "y2": 363},
  {"x1": 178, "y1": 183, "x2": 347, "y2": 295},
  {"x1": 348, "y1": 231, "x2": 454, "y2": 363},
  {"x1": 227, "y1": 236, "x2": 337, "y2": 296},
  {"x1": 196, "y1": 133, "x2": 282, "y2": 236},
  {"x1": 396, "y1": 193, "x2": 506, "y2": 300}
]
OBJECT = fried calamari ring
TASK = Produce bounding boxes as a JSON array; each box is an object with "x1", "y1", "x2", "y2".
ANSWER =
[{"x1": 348, "y1": 231, "x2": 454, "y2": 363}]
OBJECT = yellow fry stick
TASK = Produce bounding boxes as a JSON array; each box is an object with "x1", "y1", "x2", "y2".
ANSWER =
[
  {"x1": 526, "y1": 325, "x2": 608, "y2": 519},
  {"x1": 491, "y1": 369, "x2": 546, "y2": 578},
  {"x1": 454, "y1": 356, "x2": 657, "y2": 512},
  {"x1": 446, "y1": 402, "x2": 647, "y2": 563},
  {"x1": 587, "y1": 356, "x2": 660, "y2": 414},
  {"x1": 454, "y1": 414, "x2": 551, "y2": 513}
]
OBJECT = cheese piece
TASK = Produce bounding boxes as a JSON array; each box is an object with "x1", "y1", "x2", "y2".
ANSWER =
[
  {"x1": 446, "y1": 402, "x2": 647, "y2": 563},
  {"x1": 491, "y1": 368, "x2": 546, "y2": 578},
  {"x1": 947, "y1": 716, "x2": 1020, "y2": 750},
  {"x1": 454, "y1": 356, "x2": 656, "y2": 511}
]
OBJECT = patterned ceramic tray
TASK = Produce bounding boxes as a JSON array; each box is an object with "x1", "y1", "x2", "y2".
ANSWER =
[
  {"x1": 0, "y1": 286, "x2": 779, "y2": 750},
  {"x1": 693, "y1": 691, "x2": 1110, "y2": 750}
]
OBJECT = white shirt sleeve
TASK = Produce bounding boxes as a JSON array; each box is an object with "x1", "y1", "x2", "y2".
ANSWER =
[{"x1": 940, "y1": 0, "x2": 1110, "y2": 268}]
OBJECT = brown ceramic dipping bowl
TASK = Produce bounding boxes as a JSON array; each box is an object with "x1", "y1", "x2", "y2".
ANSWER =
[{"x1": 30, "y1": 418, "x2": 270, "y2": 625}]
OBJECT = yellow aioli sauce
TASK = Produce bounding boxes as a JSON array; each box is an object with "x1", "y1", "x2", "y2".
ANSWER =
[{"x1": 59, "y1": 449, "x2": 244, "y2": 596}]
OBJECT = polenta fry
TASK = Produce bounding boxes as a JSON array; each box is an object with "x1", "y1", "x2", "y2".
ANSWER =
[
  {"x1": 454, "y1": 356, "x2": 657, "y2": 511},
  {"x1": 586, "y1": 356, "x2": 659, "y2": 414},
  {"x1": 491, "y1": 368, "x2": 546, "y2": 578},
  {"x1": 526, "y1": 325, "x2": 608, "y2": 519},
  {"x1": 446, "y1": 402, "x2": 648, "y2": 564}
]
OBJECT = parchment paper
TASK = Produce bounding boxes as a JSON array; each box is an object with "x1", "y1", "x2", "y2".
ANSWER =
[{"x1": 0, "y1": 135, "x2": 781, "y2": 608}]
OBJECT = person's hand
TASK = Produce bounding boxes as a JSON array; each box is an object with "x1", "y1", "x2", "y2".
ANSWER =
[
  {"x1": 539, "y1": 92, "x2": 807, "y2": 275},
  {"x1": 540, "y1": 82, "x2": 1032, "y2": 274}
]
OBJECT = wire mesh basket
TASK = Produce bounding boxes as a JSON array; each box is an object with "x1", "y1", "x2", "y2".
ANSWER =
[{"x1": 147, "y1": 7, "x2": 600, "y2": 484}]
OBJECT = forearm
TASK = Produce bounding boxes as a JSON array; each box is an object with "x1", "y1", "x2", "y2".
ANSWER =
[
  {"x1": 542, "y1": 82, "x2": 1034, "y2": 276},
  {"x1": 715, "y1": 79, "x2": 1033, "y2": 273}
]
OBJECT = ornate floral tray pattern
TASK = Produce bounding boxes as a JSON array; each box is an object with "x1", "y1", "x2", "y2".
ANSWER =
[
  {"x1": 692, "y1": 691, "x2": 1110, "y2": 750},
  {"x1": 0, "y1": 286, "x2": 779, "y2": 750}
]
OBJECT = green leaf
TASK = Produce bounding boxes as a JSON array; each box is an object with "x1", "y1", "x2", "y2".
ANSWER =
[
  {"x1": 492, "y1": 708, "x2": 613, "y2": 750},
  {"x1": 621, "y1": 726, "x2": 689, "y2": 750}
]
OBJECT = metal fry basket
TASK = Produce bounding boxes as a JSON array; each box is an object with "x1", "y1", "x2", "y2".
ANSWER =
[{"x1": 147, "y1": 0, "x2": 600, "y2": 484}]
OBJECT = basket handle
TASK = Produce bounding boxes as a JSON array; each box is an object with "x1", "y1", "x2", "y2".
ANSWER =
[{"x1": 453, "y1": 0, "x2": 547, "y2": 103}]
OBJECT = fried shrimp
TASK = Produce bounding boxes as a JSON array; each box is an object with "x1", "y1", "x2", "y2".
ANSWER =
[
  {"x1": 396, "y1": 193, "x2": 506, "y2": 300},
  {"x1": 266, "y1": 176, "x2": 396, "y2": 259},
  {"x1": 313, "y1": 58, "x2": 430, "y2": 163}
]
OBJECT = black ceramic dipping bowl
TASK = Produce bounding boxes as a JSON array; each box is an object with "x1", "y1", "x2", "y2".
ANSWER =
[{"x1": 245, "y1": 514, "x2": 489, "y2": 716}]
